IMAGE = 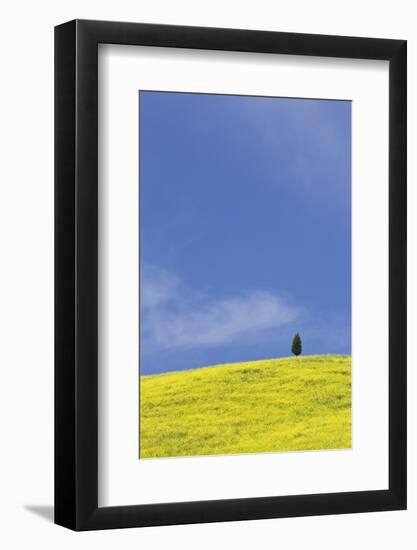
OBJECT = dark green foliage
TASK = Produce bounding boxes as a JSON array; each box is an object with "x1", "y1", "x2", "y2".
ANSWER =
[{"x1": 291, "y1": 333, "x2": 302, "y2": 357}]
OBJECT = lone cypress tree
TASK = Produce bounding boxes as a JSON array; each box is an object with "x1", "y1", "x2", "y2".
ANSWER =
[{"x1": 291, "y1": 333, "x2": 302, "y2": 357}]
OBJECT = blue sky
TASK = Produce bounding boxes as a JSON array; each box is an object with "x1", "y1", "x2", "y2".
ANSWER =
[{"x1": 140, "y1": 91, "x2": 351, "y2": 375}]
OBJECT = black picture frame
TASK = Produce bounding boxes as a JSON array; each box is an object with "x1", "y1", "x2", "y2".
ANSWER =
[{"x1": 55, "y1": 19, "x2": 407, "y2": 531}]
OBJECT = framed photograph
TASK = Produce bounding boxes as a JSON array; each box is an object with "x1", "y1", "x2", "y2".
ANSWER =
[{"x1": 55, "y1": 19, "x2": 406, "y2": 530}]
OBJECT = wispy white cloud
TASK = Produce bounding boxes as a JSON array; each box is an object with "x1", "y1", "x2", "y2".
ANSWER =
[
  {"x1": 140, "y1": 264, "x2": 181, "y2": 309},
  {"x1": 141, "y1": 264, "x2": 301, "y2": 353}
]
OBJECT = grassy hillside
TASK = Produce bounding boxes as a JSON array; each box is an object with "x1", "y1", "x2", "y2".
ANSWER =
[{"x1": 140, "y1": 355, "x2": 351, "y2": 458}]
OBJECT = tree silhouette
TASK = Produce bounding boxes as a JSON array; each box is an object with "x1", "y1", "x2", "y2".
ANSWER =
[{"x1": 291, "y1": 333, "x2": 302, "y2": 357}]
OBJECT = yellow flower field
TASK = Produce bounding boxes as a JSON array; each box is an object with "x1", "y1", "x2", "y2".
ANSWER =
[{"x1": 140, "y1": 355, "x2": 351, "y2": 458}]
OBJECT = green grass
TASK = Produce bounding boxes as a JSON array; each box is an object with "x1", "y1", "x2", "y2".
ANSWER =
[{"x1": 140, "y1": 355, "x2": 351, "y2": 458}]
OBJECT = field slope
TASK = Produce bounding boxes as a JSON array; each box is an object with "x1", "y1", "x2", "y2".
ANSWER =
[{"x1": 140, "y1": 355, "x2": 351, "y2": 458}]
